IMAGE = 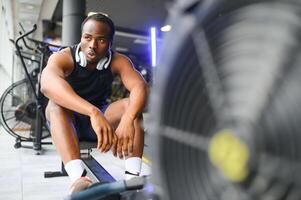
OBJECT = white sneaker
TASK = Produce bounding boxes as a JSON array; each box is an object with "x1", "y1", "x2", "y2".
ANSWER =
[{"x1": 125, "y1": 171, "x2": 140, "y2": 180}]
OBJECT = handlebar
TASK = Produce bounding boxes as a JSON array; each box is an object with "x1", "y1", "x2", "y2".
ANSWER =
[
  {"x1": 17, "y1": 23, "x2": 35, "y2": 50},
  {"x1": 15, "y1": 24, "x2": 39, "y2": 101},
  {"x1": 19, "y1": 31, "x2": 35, "y2": 51},
  {"x1": 15, "y1": 24, "x2": 37, "y2": 47},
  {"x1": 16, "y1": 24, "x2": 62, "y2": 52},
  {"x1": 27, "y1": 37, "x2": 62, "y2": 49}
]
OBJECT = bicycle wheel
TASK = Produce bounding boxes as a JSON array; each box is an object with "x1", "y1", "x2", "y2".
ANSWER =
[{"x1": 0, "y1": 79, "x2": 50, "y2": 140}]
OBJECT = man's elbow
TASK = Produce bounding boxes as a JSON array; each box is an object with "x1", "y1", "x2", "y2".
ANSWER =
[
  {"x1": 40, "y1": 72, "x2": 50, "y2": 97},
  {"x1": 40, "y1": 85, "x2": 48, "y2": 97},
  {"x1": 139, "y1": 81, "x2": 149, "y2": 98}
]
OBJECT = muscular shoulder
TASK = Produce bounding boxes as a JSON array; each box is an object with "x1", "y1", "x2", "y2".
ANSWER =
[
  {"x1": 46, "y1": 47, "x2": 74, "y2": 76},
  {"x1": 111, "y1": 52, "x2": 134, "y2": 74}
]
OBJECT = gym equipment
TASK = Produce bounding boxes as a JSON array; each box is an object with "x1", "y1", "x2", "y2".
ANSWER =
[
  {"x1": 44, "y1": 141, "x2": 116, "y2": 184},
  {"x1": 49, "y1": 141, "x2": 153, "y2": 200},
  {"x1": 0, "y1": 78, "x2": 49, "y2": 148},
  {"x1": 0, "y1": 24, "x2": 55, "y2": 153},
  {"x1": 65, "y1": 176, "x2": 146, "y2": 200},
  {"x1": 148, "y1": 0, "x2": 301, "y2": 200}
]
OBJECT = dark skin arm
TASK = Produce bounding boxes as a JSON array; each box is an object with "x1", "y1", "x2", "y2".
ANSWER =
[
  {"x1": 111, "y1": 53, "x2": 148, "y2": 158},
  {"x1": 40, "y1": 48, "x2": 116, "y2": 152}
]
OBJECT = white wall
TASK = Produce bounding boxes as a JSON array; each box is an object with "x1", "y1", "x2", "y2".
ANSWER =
[{"x1": 0, "y1": 0, "x2": 15, "y2": 95}]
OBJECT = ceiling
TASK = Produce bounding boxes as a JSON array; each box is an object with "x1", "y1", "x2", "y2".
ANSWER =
[{"x1": 13, "y1": 0, "x2": 172, "y2": 67}]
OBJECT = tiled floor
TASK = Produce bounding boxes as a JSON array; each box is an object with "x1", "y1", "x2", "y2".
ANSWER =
[
  {"x1": 0, "y1": 125, "x2": 151, "y2": 200},
  {"x1": 0, "y1": 125, "x2": 69, "y2": 200}
]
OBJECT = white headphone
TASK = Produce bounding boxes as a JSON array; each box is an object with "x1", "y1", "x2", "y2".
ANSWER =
[{"x1": 75, "y1": 43, "x2": 112, "y2": 70}]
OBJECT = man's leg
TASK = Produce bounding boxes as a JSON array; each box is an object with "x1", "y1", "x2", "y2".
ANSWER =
[
  {"x1": 104, "y1": 98, "x2": 144, "y2": 179},
  {"x1": 46, "y1": 101, "x2": 92, "y2": 190},
  {"x1": 45, "y1": 101, "x2": 80, "y2": 163},
  {"x1": 104, "y1": 98, "x2": 144, "y2": 157}
]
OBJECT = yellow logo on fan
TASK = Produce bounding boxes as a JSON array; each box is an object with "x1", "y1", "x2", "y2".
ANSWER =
[{"x1": 209, "y1": 129, "x2": 250, "y2": 182}]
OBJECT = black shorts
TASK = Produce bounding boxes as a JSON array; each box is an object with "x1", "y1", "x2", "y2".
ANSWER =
[
  {"x1": 47, "y1": 104, "x2": 109, "y2": 141},
  {"x1": 73, "y1": 104, "x2": 109, "y2": 141}
]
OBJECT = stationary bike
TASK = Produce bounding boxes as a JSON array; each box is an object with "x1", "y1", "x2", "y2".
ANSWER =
[{"x1": 0, "y1": 25, "x2": 59, "y2": 154}]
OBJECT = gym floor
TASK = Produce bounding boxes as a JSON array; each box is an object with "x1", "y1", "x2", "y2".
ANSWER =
[
  {"x1": 0, "y1": 125, "x2": 69, "y2": 199},
  {"x1": 0, "y1": 125, "x2": 151, "y2": 200}
]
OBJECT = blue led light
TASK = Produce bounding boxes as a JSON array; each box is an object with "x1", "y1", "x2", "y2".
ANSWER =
[{"x1": 151, "y1": 27, "x2": 157, "y2": 67}]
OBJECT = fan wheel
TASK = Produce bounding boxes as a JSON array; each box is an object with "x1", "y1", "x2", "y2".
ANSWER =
[
  {"x1": 0, "y1": 79, "x2": 50, "y2": 140},
  {"x1": 149, "y1": 1, "x2": 301, "y2": 200}
]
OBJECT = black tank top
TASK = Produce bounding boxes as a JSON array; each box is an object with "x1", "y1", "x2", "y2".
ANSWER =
[{"x1": 66, "y1": 44, "x2": 114, "y2": 107}]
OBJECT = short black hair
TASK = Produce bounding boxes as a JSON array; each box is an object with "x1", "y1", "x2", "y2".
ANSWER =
[{"x1": 81, "y1": 13, "x2": 115, "y2": 40}]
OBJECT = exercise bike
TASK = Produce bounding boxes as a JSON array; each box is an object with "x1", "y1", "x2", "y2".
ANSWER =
[{"x1": 0, "y1": 24, "x2": 60, "y2": 154}]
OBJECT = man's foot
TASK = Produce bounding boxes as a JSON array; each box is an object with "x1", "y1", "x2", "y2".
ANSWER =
[{"x1": 68, "y1": 176, "x2": 93, "y2": 194}]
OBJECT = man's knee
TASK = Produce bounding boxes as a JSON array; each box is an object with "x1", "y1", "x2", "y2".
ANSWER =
[
  {"x1": 45, "y1": 101, "x2": 73, "y2": 121},
  {"x1": 121, "y1": 98, "x2": 130, "y2": 112},
  {"x1": 120, "y1": 98, "x2": 144, "y2": 121}
]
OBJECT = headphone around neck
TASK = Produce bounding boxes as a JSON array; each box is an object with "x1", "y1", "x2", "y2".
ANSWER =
[{"x1": 75, "y1": 43, "x2": 112, "y2": 70}]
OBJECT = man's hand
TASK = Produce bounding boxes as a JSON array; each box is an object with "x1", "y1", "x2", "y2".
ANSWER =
[
  {"x1": 89, "y1": 108, "x2": 116, "y2": 153},
  {"x1": 114, "y1": 114, "x2": 135, "y2": 158}
]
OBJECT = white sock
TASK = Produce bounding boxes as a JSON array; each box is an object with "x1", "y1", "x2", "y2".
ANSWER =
[
  {"x1": 65, "y1": 159, "x2": 85, "y2": 183},
  {"x1": 125, "y1": 157, "x2": 142, "y2": 180}
]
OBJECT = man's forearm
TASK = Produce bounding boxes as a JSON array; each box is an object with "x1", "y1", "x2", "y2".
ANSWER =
[
  {"x1": 41, "y1": 75, "x2": 98, "y2": 117},
  {"x1": 124, "y1": 83, "x2": 148, "y2": 120}
]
